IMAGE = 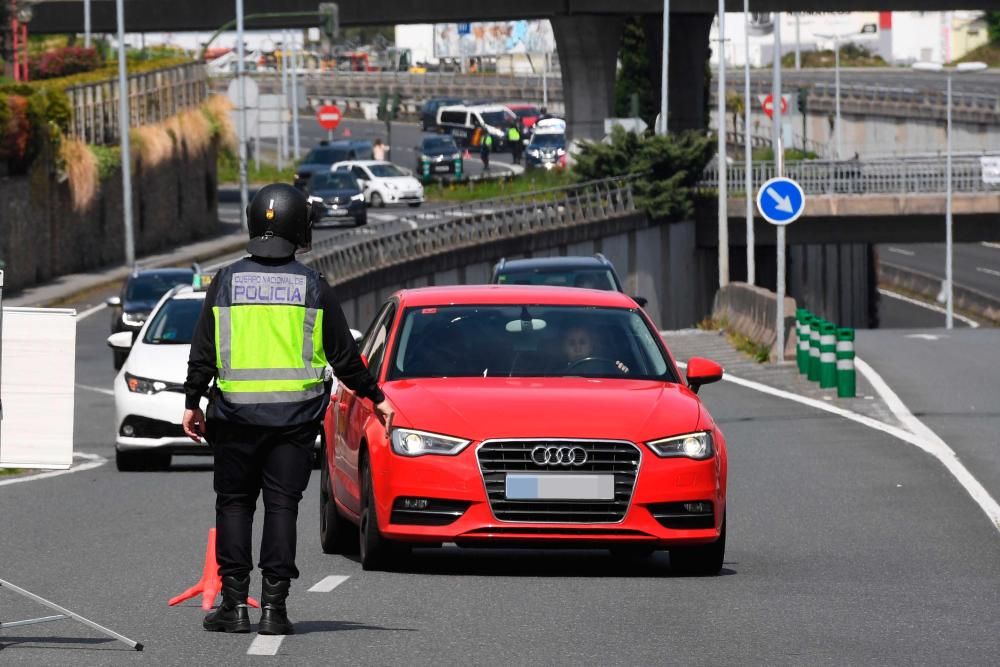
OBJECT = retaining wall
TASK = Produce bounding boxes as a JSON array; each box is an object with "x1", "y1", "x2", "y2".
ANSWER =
[
  {"x1": 0, "y1": 143, "x2": 221, "y2": 295},
  {"x1": 712, "y1": 282, "x2": 798, "y2": 362}
]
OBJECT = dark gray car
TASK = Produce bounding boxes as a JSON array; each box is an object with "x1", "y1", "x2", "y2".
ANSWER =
[{"x1": 307, "y1": 171, "x2": 367, "y2": 227}]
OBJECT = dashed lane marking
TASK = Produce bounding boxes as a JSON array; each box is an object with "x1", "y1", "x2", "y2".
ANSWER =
[
  {"x1": 877, "y1": 288, "x2": 980, "y2": 328},
  {"x1": 888, "y1": 247, "x2": 916, "y2": 256},
  {"x1": 673, "y1": 358, "x2": 1000, "y2": 533},
  {"x1": 77, "y1": 384, "x2": 114, "y2": 396},
  {"x1": 0, "y1": 453, "x2": 107, "y2": 487},
  {"x1": 247, "y1": 635, "x2": 285, "y2": 656},
  {"x1": 76, "y1": 302, "x2": 108, "y2": 321},
  {"x1": 976, "y1": 266, "x2": 1000, "y2": 278},
  {"x1": 981, "y1": 242, "x2": 1000, "y2": 250},
  {"x1": 308, "y1": 575, "x2": 350, "y2": 593}
]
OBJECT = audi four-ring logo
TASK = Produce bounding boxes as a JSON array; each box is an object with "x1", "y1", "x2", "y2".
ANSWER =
[{"x1": 531, "y1": 445, "x2": 588, "y2": 466}]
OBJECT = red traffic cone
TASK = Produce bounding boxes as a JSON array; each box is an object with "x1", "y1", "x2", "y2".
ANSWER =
[
  {"x1": 168, "y1": 528, "x2": 260, "y2": 610},
  {"x1": 463, "y1": 149, "x2": 471, "y2": 160},
  {"x1": 342, "y1": 127, "x2": 352, "y2": 137}
]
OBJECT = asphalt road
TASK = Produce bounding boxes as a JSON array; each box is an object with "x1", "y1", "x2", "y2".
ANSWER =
[
  {"x1": 736, "y1": 67, "x2": 1000, "y2": 98},
  {"x1": 2, "y1": 280, "x2": 1000, "y2": 662},
  {"x1": 879, "y1": 242, "x2": 1000, "y2": 298}
]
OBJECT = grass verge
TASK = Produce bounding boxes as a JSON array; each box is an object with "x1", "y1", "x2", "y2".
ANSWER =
[
  {"x1": 217, "y1": 152, "x2": 296, "y2": 185},
  {"x1": 425, "y1": 168, "x2": 574, "y2": 202},
  {"x1": 698, "y1": 316, "x2": 771, "y2": 363}
]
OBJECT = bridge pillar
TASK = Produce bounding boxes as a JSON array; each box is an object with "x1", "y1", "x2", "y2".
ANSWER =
[
  {"x1": 642, "y1": 13, "x2": 714, "y2": 132},
  {"x1": 551, "y1": 15, "x2": 626, "y2": 141}
]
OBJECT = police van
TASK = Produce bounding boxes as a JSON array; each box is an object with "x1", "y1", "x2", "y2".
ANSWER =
[{"x1": 435, "y1": 103, "x2": 516, "y2": 150}]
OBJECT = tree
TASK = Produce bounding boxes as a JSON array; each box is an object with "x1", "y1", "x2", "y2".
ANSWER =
[
  {"x1": 614, "y1": 17, "x2": 656, "y2": 127},
  {"x1": 986, "y1": 12, "x2": 1000, "y2": 44},
  {"x1": 573, "y1": 126, "x2": 715, "y2": 220}
]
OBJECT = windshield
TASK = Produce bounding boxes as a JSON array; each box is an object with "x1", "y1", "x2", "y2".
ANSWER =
[
  {"x1": 422, "y1": 137, "x2": 458, "y2": 152},
  {"x1": 481, "y1": 111, "x2": 513, "y2": 128},
  {"x1": 125, "y1": 273, "x2": 192, "y2": 303},
  {"x1": 388, "y1": 305, "x2": 671, "y2": 380},
  {"x1": 368, "y1": 163, "x2": 407, "y2": 178},
  {"x1": 497, "y1": 268, "x2": 617, "y2": 291},
  {"x1": 312, "y1": 172, "x2": 358, "y2": 190},
  {"x1": 512, "y1": 107, "x2": 539, "y2": 118},
  {"x1": 303, "y1": 147, "x2": 349, "y2": 165},
  {"x1": 143, "y1": 298, "x2": 203, "y2": 345},
  {"x1": 529, "y1": 134, "x2": 565, "y2": 148}
]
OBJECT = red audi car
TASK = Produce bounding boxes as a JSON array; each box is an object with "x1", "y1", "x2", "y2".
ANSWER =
[{"x1": 320, "y1": 286, "x2": 728, "y2": 574}]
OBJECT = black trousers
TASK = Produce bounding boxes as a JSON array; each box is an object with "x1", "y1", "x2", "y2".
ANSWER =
[{"x1": 207, "y1": 420, "x2": 317, "y2": 580}]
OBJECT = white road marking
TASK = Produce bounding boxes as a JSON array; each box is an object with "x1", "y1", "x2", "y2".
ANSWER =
[
  {"x1": 0, "y1": 453, "x2": 107, "y2": 488},
  {"x1": 981, "y1": 242, "x2": 1000, "y2": 250},
  {"x1": 76, "y1": 302, "x2": 107, "y2": 321},
  {"x1": 887, "y1": 247, "x2": 916, "y2": 257},
  {"x1": 247, "y1": 635, "x2": 285, "y2": 656},
  {"x1": 877, "y1": 288, "x2": 980, "y2": 328},
  {"x1": 976, "y1": 266, "x2": 1000, "y2": 278},
  {"x1": 905, "y1": 333, "x2": 942, "y2": 341},
  {"x1": 77, "y1": 384, "x2": 114, "y2": 396},
  {"x1": 674, "y1": 358, "x2": 1000, "y2": 533},
  {"x1": 308, "y1": 575, "x2": 350, "y2": 593}
]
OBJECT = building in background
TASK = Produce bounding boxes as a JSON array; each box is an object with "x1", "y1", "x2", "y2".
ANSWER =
[{"x1": 396, "y1": 20, "x2": 555, "y2": 74}]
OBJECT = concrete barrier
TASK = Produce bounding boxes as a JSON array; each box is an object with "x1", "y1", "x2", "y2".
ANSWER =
[
  {"x1": 712, "y1": 282, "x2": 797, "y2": 362},
  {"x1": 879, "y1": 261, "x2": 1000, "y2": 325}
]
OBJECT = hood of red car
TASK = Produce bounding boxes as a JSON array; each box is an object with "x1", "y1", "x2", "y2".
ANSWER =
[{"x1": 384, "y1": 377, "x2": 702, "y2": 443}]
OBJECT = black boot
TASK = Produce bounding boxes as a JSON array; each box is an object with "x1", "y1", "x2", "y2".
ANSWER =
[
  {"x1": 258, "y1": 576, "x2": 294, "y2": 635},
  {"x1": 203, "y1": 574, "x2": 251, "y2": 633}
]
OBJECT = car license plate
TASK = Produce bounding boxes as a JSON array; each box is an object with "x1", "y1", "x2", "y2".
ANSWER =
[
  {"x1": 433, "y1": 165, "x2": 451, "y2": 172},
  {"x1": 326, "y1": 208, "x2": 349, "y2": 216},
  {"x1": 505, "y1": 474, "x2": 615, "y2": 501}
]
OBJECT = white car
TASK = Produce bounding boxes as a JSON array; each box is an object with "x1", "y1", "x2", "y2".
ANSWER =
[
  {"x1": 108, "y1": 285, "x2": 209, "y2": 471},
  {"x1": 331, "y1": 160, "x2": 424, "y2": 208}
]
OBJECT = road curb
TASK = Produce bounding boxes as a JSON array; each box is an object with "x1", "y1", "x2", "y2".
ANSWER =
[{"x1": 878, "y1": 260, "x2": 1000, "y2": 325}]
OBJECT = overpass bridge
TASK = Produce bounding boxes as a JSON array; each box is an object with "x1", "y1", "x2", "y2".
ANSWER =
[{"x1": 29, "y1": 0, "x2": 997, "y2": 142}]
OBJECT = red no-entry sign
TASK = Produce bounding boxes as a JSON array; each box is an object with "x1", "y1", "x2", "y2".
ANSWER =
[
  {"x1": 316, "y1": 104, "x2": 342, "y2": 131},
  {"x1": 759, "y1": 94, "x2": 789, "y2": 119}
]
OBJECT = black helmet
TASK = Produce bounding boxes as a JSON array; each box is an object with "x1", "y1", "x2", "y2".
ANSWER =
[{"x1": 246, "y1": 183, "x2": 313, "y2": 258}]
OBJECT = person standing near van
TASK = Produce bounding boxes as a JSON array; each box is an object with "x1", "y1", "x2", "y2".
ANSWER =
[{"x1": 480, "y1": 133, "x2": 493, "y2": 171}]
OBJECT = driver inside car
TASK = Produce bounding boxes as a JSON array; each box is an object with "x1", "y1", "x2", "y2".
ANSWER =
[{"x1": 558, "y1": 324, "x2": 631, "y2": 375}]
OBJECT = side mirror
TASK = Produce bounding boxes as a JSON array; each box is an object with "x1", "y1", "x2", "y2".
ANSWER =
[
  {"x1": 350, "y1": 328, "x2": 364, "y2": 343},
  {"x1": 107, "y1": 331, "x2": 135, "y2": 350},
  {"x1": 106, "y1": 296, "x2": 122, "y2": 307},
  {"x1": 686, "y1": 357, "x2": 723, "y2": 394},
  {"x1": 632, "y1": 296, "x2": 648, "y2": 308}
]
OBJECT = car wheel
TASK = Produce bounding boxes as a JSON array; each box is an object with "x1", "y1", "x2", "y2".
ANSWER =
[
  {"x1": 354, "y1": 214, "x2": 367, "y2": 227},
  {"x1": 669, "y1": 515, "x2": 726, "y2": 576},
  {"x1": 370, "y1": 192, "x2": 384, "y2": 208},
  {"x1": 113, "y1": 349, "x2": 128, "y2": 370},
  {"x1": 359, "y1": 453, "x2": 409, "y2": 570},
  {"x1": 319, "y1": 444, "x2": 359, "y2": 554},
  {"x1": 407, "y1": 202, "x2": 421, "y2": 208}
]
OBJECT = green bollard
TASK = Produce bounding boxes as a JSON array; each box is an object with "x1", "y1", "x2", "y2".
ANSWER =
[
  {"x1": 796, "y1": 311, "x2": 812, "y2": 375},
  {"x1": 836, "y1": 328, "x2": 856, "y2": 398},
  {"x1": 808, "y1": 319, "x2": 822, "y2": 382},
  {"x1": 819, "y1": 321, "x2": 837, "y2": 388}
]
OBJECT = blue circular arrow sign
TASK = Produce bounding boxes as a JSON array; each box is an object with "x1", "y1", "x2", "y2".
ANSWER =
[{"x1": 756, "y1": 176, "x2": 806, "y2": 225}]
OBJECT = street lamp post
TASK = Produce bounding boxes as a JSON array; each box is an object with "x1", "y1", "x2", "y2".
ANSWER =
[
  {"x1": 115, "y1": 0, "x2": 135, "y2": 267},
  {"x1": 659, "y1": 0, "x2": 670, "y2": 135},
  {"x1": 911, "y1": 60, "x2": 987, "y2": 330},
  {"x1": 815, "y1": 31, "x2": 852, "y2": 160},
  {"x1": 743, "y1": 0, "x2": 754, "y2": 284},
  {"x1": 716, "y1": 0, "x2": 728, "y2": 287}
]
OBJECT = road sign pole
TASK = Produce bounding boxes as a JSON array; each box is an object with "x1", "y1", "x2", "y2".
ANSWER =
[
  {"x1": 236, "y1": 0, "x2": 249, "y2": 233},
  {"x1": 659, "y1": 0, "x2": 669, "y2": 135},
  {"x1": 115, "y1": 0, "x2": 135, "y2": 266},
  {"x1": 743, "y1": 0, "x2": 754, "y2": 285},
  {"x1": 716, "y1": 0, "x2": 729, "y2": 288},
  {"x1": 773, "y1": 14, "x2": 786, "y2": 362},
  {"x1": 946, "y1": 71, "x2": 954, "y2": 329},
  {"x1": 292, "y1": 40, "x2": 301, "y2": 160}
]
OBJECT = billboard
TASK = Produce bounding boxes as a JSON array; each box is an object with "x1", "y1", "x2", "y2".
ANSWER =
[{"x1": 434, "y1": 20, "x2": 555, "y2": 57}]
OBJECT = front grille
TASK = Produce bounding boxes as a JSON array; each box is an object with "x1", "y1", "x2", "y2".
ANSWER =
[{"x1": 477, "y1": 440, "x2": 641, "y2": 523}]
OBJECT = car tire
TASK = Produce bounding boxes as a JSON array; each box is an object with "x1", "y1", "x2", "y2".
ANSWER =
[
  {"x1": 319, "y1": 444, "x2": 359, "y2": 555},
  {"x1": 370, "y1": 192, "x2": 385, "y2": 208},
  {"x1": 669, "y1": 516, "x2": 726, "y2": 576},
  {"x1": 407, "y1": 202, "x2": 421, "y2": 208},
  {"x1": 115, "y1": 448, "x2": 170, "y2": 472},
  {"x1": 359, "y1": 453, "x2": 409, "y2": 571}
]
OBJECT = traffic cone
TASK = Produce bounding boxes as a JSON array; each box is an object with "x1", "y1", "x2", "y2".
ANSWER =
[
  {"x1": 463, "y1": 149, "x2": 471, "y2": 160},
  {"x1": 168, "y1": 528, "x2": 260, "y2": 611},
  {"x1": 342, "y1": 127, "x2": 352, "y2": 137}
]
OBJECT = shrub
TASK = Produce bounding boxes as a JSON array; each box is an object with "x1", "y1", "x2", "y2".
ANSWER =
[
  {"x1": 30, "y1": 47, "x2": 102, "y2": 80},
  {"x1": 0, "y1": 95, "x2": 32, "y2": 170},
  {"x1": 59, "y1": 137, "x2": 99, "y2": 211}
]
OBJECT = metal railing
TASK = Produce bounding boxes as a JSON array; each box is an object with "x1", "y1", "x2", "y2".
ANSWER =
[
  {"x1": 65, "y1": 63, "x2": 208, "y2": 145},
  {"x1": 306, "y1": 176, "x2": 638, "y2": 285},
  {"x1": 699, "y1": 156, "x2": 1000, "y2": 196}
]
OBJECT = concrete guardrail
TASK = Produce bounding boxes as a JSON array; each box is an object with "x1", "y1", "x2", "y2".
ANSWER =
[{"x1": 712, "y1": 282, "x2": 797, "y2": 362}]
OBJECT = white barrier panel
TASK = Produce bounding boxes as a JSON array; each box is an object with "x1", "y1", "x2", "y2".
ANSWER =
[{"x1": 0, "y1": 304, "x2": 77, "y2": 470}]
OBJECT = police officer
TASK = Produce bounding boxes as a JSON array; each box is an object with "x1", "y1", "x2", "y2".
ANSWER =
[
  {"x1": 182, "y1": 183, "x2": 393, "y2": 635},
  {"x1": 507, "y1": 123, "x2": 522, "y2": 165}
]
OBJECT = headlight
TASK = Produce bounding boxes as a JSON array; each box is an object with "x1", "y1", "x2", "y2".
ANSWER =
[
  {"x1": 557, "y1": 148, "x2": 566, "y2": 155},
  {"x1": 527, "y1": 149, "x2": 540, "y2": 157},
  {"x1": 451, "y1": 152, "x2": 462, "y2": 160},
  {"x1": 646, "y1": 432, "x2": 714, "y2": 460},
  {"x1": 125, "y1": 372, "x2": 168, "y2": 395},
  {"x1": 391, "y1": 428, "x2": 470, "y2": 457},
  {"x1": 122, "y1": 311, "x2": 147, "y2": 327},
  {"x1": 350, "y1": 193, "x2": 365, "y2": 201}
]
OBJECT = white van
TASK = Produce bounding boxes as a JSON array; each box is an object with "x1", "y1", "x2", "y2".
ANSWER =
[{"x1": 435, "y1": 104, "x2": 517, "y2": 150}]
